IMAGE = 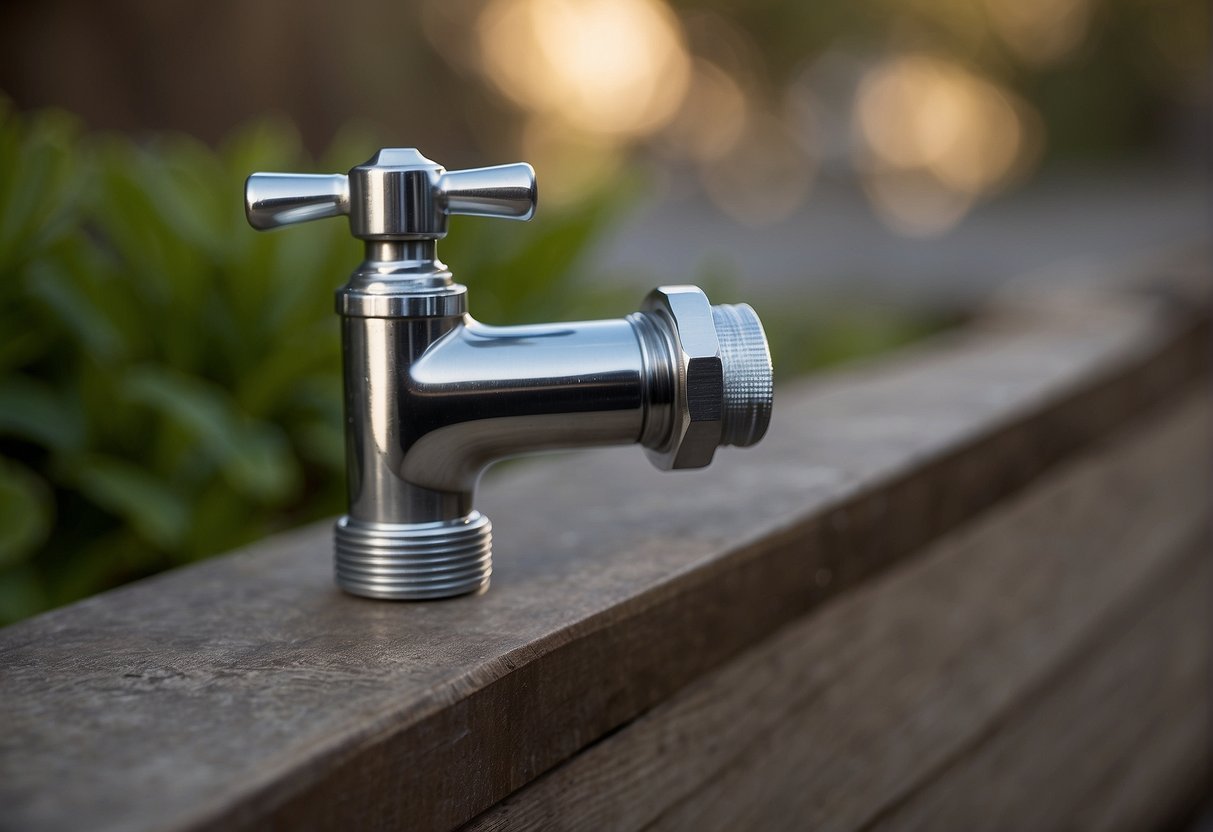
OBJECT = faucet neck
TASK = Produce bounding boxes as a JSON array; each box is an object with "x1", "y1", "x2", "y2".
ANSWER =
[
  {"x1": 336, "y1": 239, "x2": 468, "y2": 319},
  {"x1": 364, "y1": 240, "x2": 438, "y2": 264}
]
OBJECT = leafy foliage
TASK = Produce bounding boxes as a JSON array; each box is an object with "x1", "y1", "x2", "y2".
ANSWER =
[{"x1": 0, "y1": 104, "x2": 941, "y2": 624}]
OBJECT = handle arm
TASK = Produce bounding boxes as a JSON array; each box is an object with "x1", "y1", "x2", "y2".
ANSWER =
[
  {"x1": 245, "y1": 173, "x2": 350, "y2": 231},
  {"x1": 440, "y1": 163, "x2": 536, "y2": 221},
  {"x1": 244, "y1": 152, "x2": 537, "y2": 238}
]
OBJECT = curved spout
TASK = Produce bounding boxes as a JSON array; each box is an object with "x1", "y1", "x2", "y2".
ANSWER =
[
  {"x1": 403, "y1": 317, "x2": 671, "y2": 493},
  {"x1": 342, "y1": 315, "x2": 674, "y2": 525}
]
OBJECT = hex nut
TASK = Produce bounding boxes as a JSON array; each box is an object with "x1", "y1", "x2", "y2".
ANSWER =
[{"x1": 641, "y1": 285, "x2": 725, "y2": 470}]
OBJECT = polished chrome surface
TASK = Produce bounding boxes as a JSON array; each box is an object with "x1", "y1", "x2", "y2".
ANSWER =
[
  {"x1": 337, "y1": 241, "x2": 467, "y2": 319},
  {"x1": 440, "y1": 164, "x2": 537, "y2": 221},
  {"x1": 246, "y1": 148, "x2": 536, "y2": 240},
  {"x1": 711, "y1": 303, "x2": 774, "y2": 447},
  {"x1": 400, "y1": 317, "x2": 658, "y2": 494},
  {"x1": 244, "y1": 148, "x2": 773, "y2": 601},
  {"x1": 335, "y1": 513, "x2": 492, "y2": 600},
  {"x1": 245, "y1": 173, "x2": 350, "y2": 230},
  {"x1": 638, "y1": 287, "x2": 773, "y2": 469}
]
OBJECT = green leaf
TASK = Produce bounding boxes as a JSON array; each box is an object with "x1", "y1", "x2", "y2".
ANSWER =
[
  {"x1": 0, "y1": 564, "x2": 47, "y2": 626},
  {"x1": 63, "y1": 455, "x2": 189, "y2": 549},
  {"x1": 122, "y1": 366, "x2": 300, "y2": 501},
  {"x1": 236, "y1": 318, "x2": 340, "y2": 415},
  {"x1": 0, "y1": 315, "x2": 54, "y2": 373},
  {"x1": 0, "y1": 459, "x2": 53, "y2": 567},
  {"x1": 0, "y1": 376, "x2": 85, "y2": 450},
  {"x1": 0, "y1": 108, "x2": 82, "y2": 270},
  {"x1": 24, "y1": 258, "x2": 127, "y2": 360},
  {"x1": 294, "y1": 419, "x2": 345, "y2": 470}
]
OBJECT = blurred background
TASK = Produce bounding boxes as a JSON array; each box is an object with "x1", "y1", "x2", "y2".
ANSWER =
[{"x1": 0, "y1": 0, "x2": 1207, "y2": 623}]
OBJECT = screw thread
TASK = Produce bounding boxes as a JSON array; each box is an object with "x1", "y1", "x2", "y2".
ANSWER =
[
  {"x1": 335, "y1": 512, "x2": 492, "y2": 600},
  {"x1": 711, "y1": 303, "x2": 774, "y2": 447}
]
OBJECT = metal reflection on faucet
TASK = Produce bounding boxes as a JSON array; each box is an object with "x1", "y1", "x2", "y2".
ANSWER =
[{"x1": 246, "y1": 148, "x2": 773, "y2": 600}]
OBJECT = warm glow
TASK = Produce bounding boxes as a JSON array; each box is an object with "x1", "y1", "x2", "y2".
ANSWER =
[
  {"x1": 477, "y1": 0, "x2": 692, "y2": 138},
  {"x1": 853, "y1": 54, "x2": 1042, "y2": 236},
  {"x1": 855, "y1": 55, "x2": 1026, "y2": 195},
  {"x1": 519, "y1": 119, "x2": 624, "y2": 206},
  {"x1": 984, "y1": 0, "x2": 1094, "y2": 67},
  {"x1": 661, "y1": 59, "x2": 748, "y2": 162}
]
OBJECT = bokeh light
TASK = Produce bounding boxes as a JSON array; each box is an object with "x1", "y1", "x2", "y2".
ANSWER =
[
  {"x1": 476, "y1": 0, "x2": 691, "y2": 139},
  {"x1": 854, "y1": 54, "x2": 1041, "y2": 235},
  {"x1": 0, "y1": 0, "x2": 1200, "y2": 241},
  {"x1": 983, "y1": 0, "x2": 1094, "y2": 67},
  {"x1": 519, "y1": 118, "x2": 625, "y2": 205}
]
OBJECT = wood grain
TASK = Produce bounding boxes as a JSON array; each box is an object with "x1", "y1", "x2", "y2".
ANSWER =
[
  {"x1": 0, "y1": 274, "x2": 1207, "y2": 832},
  {"x1": 869, "y1": 547, "x2": 1210, "y2": 832},
  {"x1": 462, "y1": 391, "x2": 1212, "y2": 831}
]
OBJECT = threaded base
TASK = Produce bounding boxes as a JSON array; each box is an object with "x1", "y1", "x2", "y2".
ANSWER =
[
  {"x1": 711, "y1": 303, "x2": 774, "y2": 447},
  {"x1": 335, "y1": 513, "x2": 492, "y2": 600}
]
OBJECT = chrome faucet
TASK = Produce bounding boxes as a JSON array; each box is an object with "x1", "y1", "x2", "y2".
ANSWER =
[{"x1": 245, "y1": 149, "x2": 773, "y2": 600}]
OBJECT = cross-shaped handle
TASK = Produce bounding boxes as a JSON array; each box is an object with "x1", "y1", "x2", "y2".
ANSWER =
[{"x1": 245, "y1": 148, "x2": 536, "y2": 239}]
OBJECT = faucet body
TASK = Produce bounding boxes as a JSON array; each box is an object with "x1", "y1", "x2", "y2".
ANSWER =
[
  {"x1": 346, "y1": 315, "x2": 654, "y2": 505},
  {"x1": 246, "y1": 149, "x2": 773, "y2": 600},
  {"x1": 338, "y1": 305, "x2": 656, "y2": 598}
]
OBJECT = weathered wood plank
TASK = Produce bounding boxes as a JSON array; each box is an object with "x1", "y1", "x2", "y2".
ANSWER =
[
  {"x1": 0, "y1": 273, "x2": 1207, "y2": 832},
  {"x1": 461, "y1": 390, "x2": 1212, "y2": 832},
  {"x1": 869, "y1": 547, "x2": 1210, "y2": 832}
]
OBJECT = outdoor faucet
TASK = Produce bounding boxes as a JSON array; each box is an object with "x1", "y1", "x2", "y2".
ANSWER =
[{"x1": 245, "y1": 149, "x2": 773, "y2": 600}]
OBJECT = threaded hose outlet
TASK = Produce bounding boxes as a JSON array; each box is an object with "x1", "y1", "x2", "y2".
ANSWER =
[
  {"x1": 335, "y1": 513, "x2": 492, "y2": 600},
  {"x1": 637, "y1": 286, "x2": 774, "y2": 470},
  {"x1": 711, "y1": 302, "x2": 773, "y2": 447}
]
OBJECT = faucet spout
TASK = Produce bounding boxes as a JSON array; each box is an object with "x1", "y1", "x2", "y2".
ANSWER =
[{"x1": 402, "y1": 316, "x2": 671, "y2": 494}]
